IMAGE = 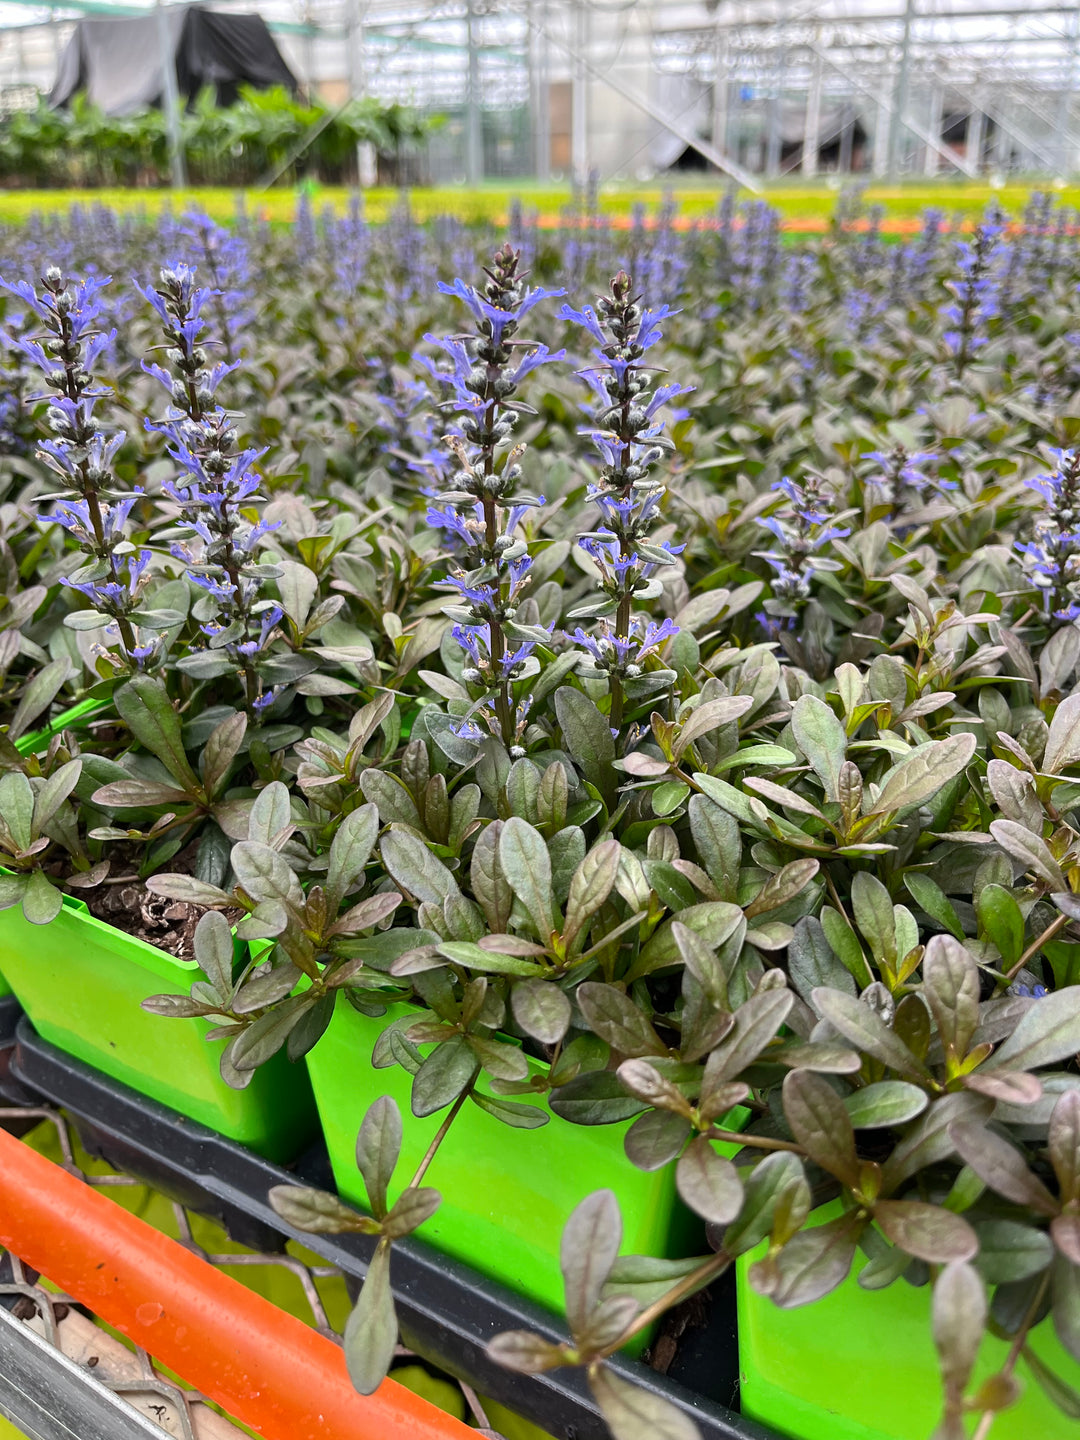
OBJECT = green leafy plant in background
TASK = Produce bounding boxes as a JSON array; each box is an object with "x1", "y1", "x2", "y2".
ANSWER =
[{"x1": 0, "y1": 86, "x2": 433, "y2": 190}]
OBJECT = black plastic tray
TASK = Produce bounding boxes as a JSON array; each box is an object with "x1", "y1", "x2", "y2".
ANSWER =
[
  {"x1": 8, "y1": 1018, "x2": 780, "y2": 1440},
  {"x1": 0, "y1": 998, "x2": 35, "y2": 1114}
]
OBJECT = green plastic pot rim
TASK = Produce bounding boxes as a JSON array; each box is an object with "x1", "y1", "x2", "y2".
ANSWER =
[
  {"x1": 15, "y1": 695, "x2": 113, "y2": 756},
  {"x1": 347, "y1": 992, "x2": 552, "y2": 1082},
  {"x1": 0, "y1": 871, "x2": 256, "y2": 987},
  {"x1": 342, "y1": 991, "x2": 751, "y2": 1138}
]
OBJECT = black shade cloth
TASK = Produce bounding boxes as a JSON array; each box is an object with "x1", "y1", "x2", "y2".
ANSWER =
[{"x1": 49, "y1": 5, "x2": 297, "y2": 115}]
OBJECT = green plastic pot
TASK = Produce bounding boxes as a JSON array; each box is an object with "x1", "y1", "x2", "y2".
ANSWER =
[
  {"x1": 0, "y1": 697, "x2": 112, "y2": 998},
  {"x1": 0, "y1": 892, "x2": 315, "y2": 1162},
  {"x1": 737, "y1": 1204, "x2": 1079, "y2": 1440},
  {"x1": 307, "y1": 995, "x2": 718, "y2": 1327}
]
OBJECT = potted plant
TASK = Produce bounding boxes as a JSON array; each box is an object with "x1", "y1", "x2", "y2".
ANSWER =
[
  {"x1": 202, "y1": 248, "x2": 1080, "y2": 1436},
  {"x1": 4, "y1": 198, "x2": 1080, "y2": 1440},
  {"x1": 0, "y1": 261, "x2": 383, "y2": 1158},
  {"x1": 143, "y1": 252, "x2": 773, "y2": 1311}
]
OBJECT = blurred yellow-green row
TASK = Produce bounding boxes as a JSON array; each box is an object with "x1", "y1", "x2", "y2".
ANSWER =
[{"x1": 0, "y1": 178, "x2": 1076, "y2": 227}]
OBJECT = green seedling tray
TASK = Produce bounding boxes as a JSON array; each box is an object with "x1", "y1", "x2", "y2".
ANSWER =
[
  {"x1": 307, "y1": 995, "x2": 727, "y2": 1333},
  {"x1": 737, "y1": 1205, "x2": 1079, "y2": 1440},
  {"x1": 0, "y1": 893, "x2": 315, "y2": 1162}
]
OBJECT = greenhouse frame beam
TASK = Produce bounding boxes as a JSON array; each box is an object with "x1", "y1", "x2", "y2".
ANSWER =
[
  {"x1": 528, "y1": 2, "x2": 761, "y2": 191},
  {"x1": 656, "y1": 6, "x2": 1080, "y2": 36},
  {"x1": 0, "y1": 0, "x2": 321, "y2": 35},
  {"x1": 154, "y1": 0, "x2": 185, "y2": 187},
  {"x1": 887, "y1": 0, "x2": 914, "y2": 175},
  {"x1": 806, "y1": 34, "x2": 980, "y2": 177},
  {"x1": 949, "y1": 81, "x2": 1062, "y2": 171},
  {"x1": 0, "y1": 1304, "x2": 169, "y2": 1440}
]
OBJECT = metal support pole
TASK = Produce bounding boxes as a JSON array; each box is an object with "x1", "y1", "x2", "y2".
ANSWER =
[
  {"x1": 155, "y1": 0, "x2": 186, "y2": 190},
  {"x1": 302, "y1": 4, "x2": 316, "y2": 104},
  {"x1": 887, "y1": 0, "x2": 915, "y2": 178},
  {"x1": 839, "y1": 98, "x2": 855, "y2": 173},
  {"x1": 803, "y1": 49, "x2": 822, "y2": 177},
  {"x1": 529, "y1": 0, "x2": 759, "y2": 190},
  {"x1": 954, "y1": 83, "x2": 1060, "y2": 173},
  {"x1": 346, "y1": 0, "x2": 375, "y2": 187},
  {"x1": 991, "y1": 90, "x2": 1010, "y2": 171},
  {"x1": 711, "y1": 26, "x2": 729, "y2": 171},
  {"x1": 1056, "y1": 2, "x2": 1080, "y2": 175},
  {"x1": 809, "y1": 36, "x2": 977, "y2": 179},
  {"x1": 967, "y1": 94, "x2": 986, "y2": 173},
  {"x1": 0, "y1": 1305, "x2": 169, "y2": 1440},
  {"x1": 531, "y1": 0, "x2": 550, "y2": 180},
  {"x1": 765, "y1": 46, "x2": 785, "y2": 178},
  {"x1": 873, "y1": 85, "x2": 890, "y2": 175},
  {"x1": 924, "y1": 80, "x2": 943, "y2": 174},
  {"x1": 571, "y1": 0, "x2": 588, "y2": 186},
  {"x1": 465, "y1": 0, "x2": 482, "y2": 185}
]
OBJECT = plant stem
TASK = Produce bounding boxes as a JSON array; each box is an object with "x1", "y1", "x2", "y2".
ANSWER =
[
  {"x1": 1003, "y1": 911, "x2": 1068, "y2": 984},
  {"x1": 970, "y1": 1271, "x2": 1049, "y2": 1440},
  {"x1": 606, "y1": 1250, "x2": 732, "y2": 1354},
  {"x1": 56, "y1": 303, "x2": 139, "y2": 657},
  {"x1": 408, "y1": 1087, "x2": 470, "y2": 1189},
  {"x1": 479, "y1": 373, "x2": 515, "y2": 750},
  {"x1": 703, "y1": 1126, "x2": 804, "y2": 1154}
]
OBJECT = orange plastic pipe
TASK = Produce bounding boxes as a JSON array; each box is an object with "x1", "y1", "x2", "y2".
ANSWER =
[{"x1": 0, "y1": 1125, "x2": 476, "y2": 1440}]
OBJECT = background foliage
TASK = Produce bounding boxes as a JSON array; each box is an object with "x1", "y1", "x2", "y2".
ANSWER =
[{"x1": 0, "y1": 87, "x2": 433, "y2": 189}]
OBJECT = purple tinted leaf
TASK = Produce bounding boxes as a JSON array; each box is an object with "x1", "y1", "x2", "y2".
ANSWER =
[
  {"x1": 811, "y1": 987, "x2": 929, "y2": 1081},
  {"x1": 932, "y1": 1261, "x2": 987, "y2": 1436},
  {"x1": 1053, "y1": 1255, "x2": 1080, "y2": 1364},
  {"x1": 512, "y1": 978, "x2": 572, "y2": 1045},
  {"x1": 701, "y1": 987, "x2": 793, "y2": 1096},
  {"x1": 578, "y1": 983, "x2": 666, "y2": 1058},
  {"x1": 624, "y1": 1109, "x2": 692, "y2": 1171},
  {"x1": 576, "y1": 1294, "x2": 641, "y2": 1354},
  {"x1": 782, "y1": 1069, "x2": 861, "y2": 1188},
  {"x1": 486, "y1": 1331, "x2": 568, "y2": 1374},
  {"x1": 676, "y1": 1138, "x2": 744, "y2": 1225},
  {"x1": 723, "y1": 1151, "x2": 808, "y2": 1258},
  {"x1": 881, "y1": 1092, "x2": 992, "y2": 1192},
  {"x1": 950, "y1": 1121, "x2": 1059, "y2": 1216},
  {"x1": 382, "y1": 1185, "x2": 441, "y2": 1239},
  {"x1": 470, "y1": 820, "x2": 513, "y2": 932},
  {"x1": 268, "y1": 1185, "x2": 378, "y2": 1236},
  {"x1": 922, "y1": 934, "x2": 980, "y2": 1063},
  {"x1": 874, "y1": 1200, "x2": 977, "y2": 1263},
  {"x1": 561, "y1": 1190, "x2": 622, "y2": 1335},
  {"x1": 343, "y1": 1241, "x2": 397, "y2": 1395},
  {"x1": 769, "y1": 1213, "x2": 862, "y2": 1307},
  {"x1": 617, "y1": 1058, "x2": 693, "y2": 1116},
  {"x1": 411, "y1": 1035, "x2": 479, "y2": 1118},
  {"x1": 354, "y1": 1095, "x2": 402, "y2": 1221},
  {"x1": 988, "y1": 985, "x2": 1080, "y2": 1073},
  {"x1": 1052, "y1": 1214, "x2": 1080, "y2": 1267},
  {"x1": 588, "y1": 1365, "x2": 701, "y2": 1440},
  {"x1": 1050, "y1": 1089, "x2": 1080, "y2": 1205},
  {"x1": 962, "y1": 1070, "x2": 1043, "y2": 1105}
]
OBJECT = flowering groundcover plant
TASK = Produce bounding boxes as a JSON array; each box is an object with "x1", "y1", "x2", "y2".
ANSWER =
[{"x1": 1, "y1": 190, "x2": 1080, "y2": 1439}]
